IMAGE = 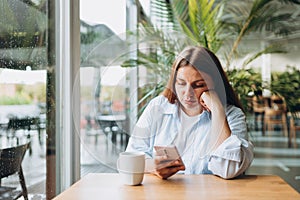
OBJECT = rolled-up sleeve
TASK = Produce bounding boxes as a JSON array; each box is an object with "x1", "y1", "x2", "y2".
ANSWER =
[
  {"x1": 208, "y1": 135, "x2": 254, "y2": 179},
  {"x1": 208, "y1": 106, "x2": 254, "y2": 179}
]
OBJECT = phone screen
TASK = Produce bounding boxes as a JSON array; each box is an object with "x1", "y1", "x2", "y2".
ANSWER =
[{"x1": 154, "y1": 145, "x2": 184, "y2": 169}]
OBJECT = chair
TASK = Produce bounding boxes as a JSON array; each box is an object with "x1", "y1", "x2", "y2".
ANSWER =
[
  {"x1": 96, "y1": 115, "x2": 129, "y2": 151},
  {"x1": 252, "y1": 94, "x2": 268, "y2": 135},
  {"x1": 6, "y1": 117, "x2": 41, "y2": 139},
  {"x1": 6, "y1": 117, "x2": 41, "y2": 155},
  {"x1": 0, "y1": 142, "x2": 30, "y2": 200},
  {"x1": 264, "y1": 95, "x2": 288, "y2": 136},
  {"x1": 289, "y1": 112, "x2": 299, "y2": 148}
]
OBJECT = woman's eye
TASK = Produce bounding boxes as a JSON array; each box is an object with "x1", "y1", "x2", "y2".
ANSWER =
[
  {"x1": 176, "y1": 81, "x2": 186, "y2": 86},
  {"x1": 192, "y1": 83, "x2": 205, "y2": 89}
]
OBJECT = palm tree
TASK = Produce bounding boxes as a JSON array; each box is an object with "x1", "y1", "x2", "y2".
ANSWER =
[
  {"x1": 171, "y1": 0, "x2": 225, "y2": 52},
  {"x1": 136, "y1": 0, "x2": 300, "y2": 72},
  {"x1": 221, "y1": 0, "x2": 300, "y2": 68},
  {"x1": 169, "y1": 0, "x2": 300, "y2": 68}
]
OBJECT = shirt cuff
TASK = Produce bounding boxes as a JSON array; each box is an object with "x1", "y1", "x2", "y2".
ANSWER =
[{"x1": 210, "y1": 135, "x2": 244, "y2": 162}]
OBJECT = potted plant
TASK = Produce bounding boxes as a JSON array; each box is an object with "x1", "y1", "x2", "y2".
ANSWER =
[
  {"x1": 226, "y1": 68, "x2": 262, "y2": 114},
  {"x1": 270, "y1": 66, "x2": 300, "y2": 114}
]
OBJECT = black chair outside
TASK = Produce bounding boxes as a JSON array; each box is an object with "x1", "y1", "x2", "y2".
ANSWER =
[
  {"x1": 6, "y1": 117, "x2": 41, "y2": 138},
  {"x1": 6, "y1": 117, "x2": 42, "y2": 155},
  {"x1": 0, "y1": 142, "x2": 30, "y2": 200}
]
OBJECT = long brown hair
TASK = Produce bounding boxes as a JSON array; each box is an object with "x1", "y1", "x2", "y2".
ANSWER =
[{"x1": 162, "y1": 46, "x2": 243, "y2": 111}]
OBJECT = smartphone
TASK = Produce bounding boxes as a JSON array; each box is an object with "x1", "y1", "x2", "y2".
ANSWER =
[{"x1": 154, "y1": 145, "x2": 184, "y2": 169}]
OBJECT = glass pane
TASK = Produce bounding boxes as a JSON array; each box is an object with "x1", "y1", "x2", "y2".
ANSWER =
[
  {"x1": 0, "y1": 0, "x2": 47, "y2": 199},
  {"x1": 80, "y1": 0, "x2": 127, "y2": 175}
]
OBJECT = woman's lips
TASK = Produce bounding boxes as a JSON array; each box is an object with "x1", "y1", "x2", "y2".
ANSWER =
[{"x1": 184, "y1": 99, "x2": 197, "y2": 105}]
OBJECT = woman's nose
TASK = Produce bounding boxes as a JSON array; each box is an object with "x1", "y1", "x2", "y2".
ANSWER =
[{"x1": 185, "y1": 84, "x2": 194, "y2": 96}]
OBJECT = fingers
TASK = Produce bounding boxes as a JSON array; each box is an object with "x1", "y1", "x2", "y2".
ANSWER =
[
  {"x1": 200, "y1": 98, "x2": 210, "y2": 112},
  {"x1": 155, "y1": 167, "x2": 178, "y2": 179},
  {"x1": 200, "y1": 90, "x2": 212, "y2": 112},
  {"x1": 153, "y1": 148, "x2": 185, "y2": 179},
  {"x1": 154, "y1": 163, "x2": 185, "y2": 179},
  {"x1": 201, "y1": 89, "x2": 215, "y2": 100}
]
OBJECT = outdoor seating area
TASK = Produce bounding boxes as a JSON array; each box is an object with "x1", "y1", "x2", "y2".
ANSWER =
[{"x1": 0, "y1": 105, "x2": 46, "y2": 155}]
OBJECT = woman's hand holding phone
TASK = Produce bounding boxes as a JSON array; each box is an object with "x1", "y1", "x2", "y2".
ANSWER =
[{"x1": 153, "y1": 145, "x2": 185, "y2": 179}]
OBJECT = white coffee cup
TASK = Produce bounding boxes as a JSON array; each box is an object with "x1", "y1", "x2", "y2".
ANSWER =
[{"x1": 117, "y1": 151, "x2": 145, "y2": 186}]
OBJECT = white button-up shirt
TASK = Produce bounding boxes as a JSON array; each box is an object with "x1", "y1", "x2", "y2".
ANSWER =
[{"x1": 126, "y1": 95, "x2": 254, "y2": 179}]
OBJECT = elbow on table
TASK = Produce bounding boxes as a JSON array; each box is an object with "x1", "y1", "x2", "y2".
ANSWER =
[
  {"x1": 208, "y1": 153, "x2": 253, "y2": 179},
  {"x1": 209, "y1": 164, "x2": 244, "y2": 180},
  {"x1": 216, "y1": 169, "x2": 245, "y2": 180}
]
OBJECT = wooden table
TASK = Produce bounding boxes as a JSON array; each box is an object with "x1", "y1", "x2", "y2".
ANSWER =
[{"x1": 53, "y1": 173, "x2": 300, "y2": 200}]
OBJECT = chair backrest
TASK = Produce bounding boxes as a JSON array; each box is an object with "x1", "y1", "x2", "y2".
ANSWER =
[
  {"x1": 270, "y1": 95, "x2": 286, "y2": 111},
  {"x1": 0, "y1": 142, "x2": 29, "y2": 178},
  {"x1": 252, "y1": 95, "x2": 266, "y2": 112},
  {"x1": 7, "y1": 117, "x2": 39, "y2": 131},
  {"x1": 265, "y1": 108, "x2": 284, "y2": 117}
]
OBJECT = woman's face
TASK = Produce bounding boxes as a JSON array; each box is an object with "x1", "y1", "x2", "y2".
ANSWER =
[{"x1": 175, "y1": 65, "x2": 214, "y2": 116}]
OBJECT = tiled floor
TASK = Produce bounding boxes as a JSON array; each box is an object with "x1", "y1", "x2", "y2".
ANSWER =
[
  {"x1": 247, "y1": 130, "x2": 300, "y2": 192},
  {"x1": 1, "y1": 118, "x2": 299, "y2": 199}
]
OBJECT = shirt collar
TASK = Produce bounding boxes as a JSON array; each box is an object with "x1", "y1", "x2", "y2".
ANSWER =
[{"x1": 160, "y1": 96, "x2": 211, "y2": 119}]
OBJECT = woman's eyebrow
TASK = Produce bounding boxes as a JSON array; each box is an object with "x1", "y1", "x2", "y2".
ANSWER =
[
  {"x1": 193, "y1": 79, "x2": 205, "y2": 83},
  {"x1": 176, "y1": 78, "x2": 205, "y2": 82},
  {"x1": 176, "y1": 78, "x2": 185, "y2": 81}
]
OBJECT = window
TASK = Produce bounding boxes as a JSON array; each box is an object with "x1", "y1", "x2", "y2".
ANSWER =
[
  {"x1": 79, "y1": 0, "x2": 128, "y2": 175},
  {"x1": 0, "y1": 0, "x2": 47, "y2": 199}
]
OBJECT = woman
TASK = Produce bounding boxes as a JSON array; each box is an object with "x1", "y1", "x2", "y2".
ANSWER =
[{"x1": 126, "y1": 46, "x2": 254, "y2": 179}]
